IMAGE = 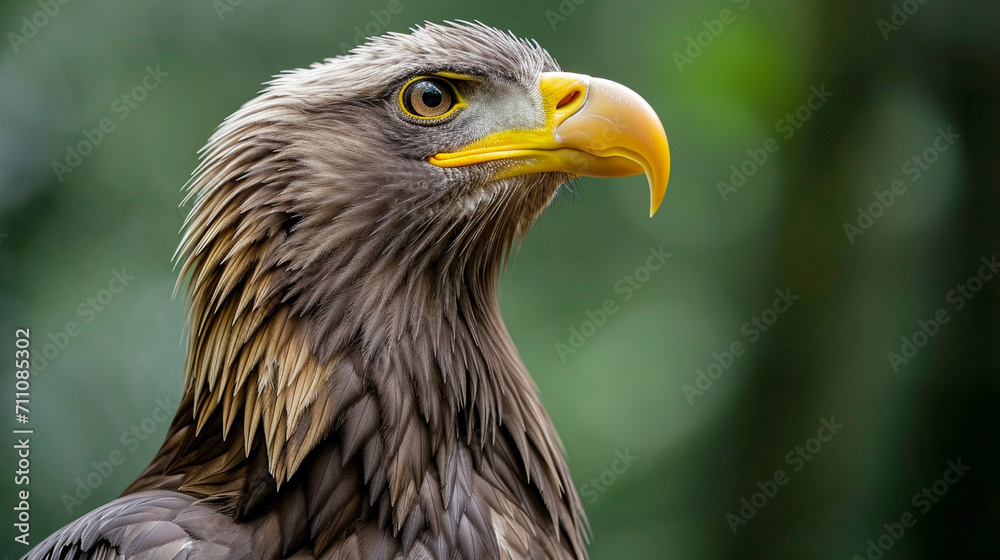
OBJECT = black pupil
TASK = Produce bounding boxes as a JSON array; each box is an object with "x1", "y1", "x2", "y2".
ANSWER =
[{"x1": 421, "y1": 84, "x2": 443, "y2": 108}]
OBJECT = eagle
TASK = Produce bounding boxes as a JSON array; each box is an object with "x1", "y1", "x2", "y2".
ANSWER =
[{"x1": 26, "y1": 22, "x2": 669, "y2": 560}]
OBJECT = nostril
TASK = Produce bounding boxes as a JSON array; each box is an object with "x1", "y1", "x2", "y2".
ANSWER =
[{"x1": 557, "y1": 89, "x2": 582, "y2": 110}]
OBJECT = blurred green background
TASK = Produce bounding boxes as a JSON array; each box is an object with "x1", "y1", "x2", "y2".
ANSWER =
[{"x1": 1, "y1": 0, "x2": 998, "y2": 558}]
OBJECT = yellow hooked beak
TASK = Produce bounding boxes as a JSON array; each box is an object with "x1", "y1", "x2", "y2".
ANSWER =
[{"x1": 429, "y1": 72, "x2": 670, "y2": 216}]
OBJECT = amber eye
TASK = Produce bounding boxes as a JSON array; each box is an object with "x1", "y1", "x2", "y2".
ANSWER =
[{"x1": 401, "y1": 78, "x2": 458, "y2": 119}]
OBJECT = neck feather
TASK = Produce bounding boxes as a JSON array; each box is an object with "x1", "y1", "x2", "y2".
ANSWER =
[{"x1": 142, "y1": 108, "x2": 585, "y2": 554}]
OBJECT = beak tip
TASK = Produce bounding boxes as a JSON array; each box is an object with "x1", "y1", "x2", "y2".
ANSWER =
[{"x1": 647, "y1": 174, "x2": 667, "y2": 217}]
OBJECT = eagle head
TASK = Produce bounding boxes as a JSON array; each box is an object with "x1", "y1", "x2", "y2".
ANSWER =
[
  {"x1": 166, "y1": 20, "x2": 668, "y2": 559},
  {"x1": 26, "y1": 20, "x2": 670, "y2": 560}
]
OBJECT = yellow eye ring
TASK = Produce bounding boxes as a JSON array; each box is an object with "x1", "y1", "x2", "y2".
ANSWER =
[{"x1": 399, "y1": 76, "x2": 465, "y2": 121}]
